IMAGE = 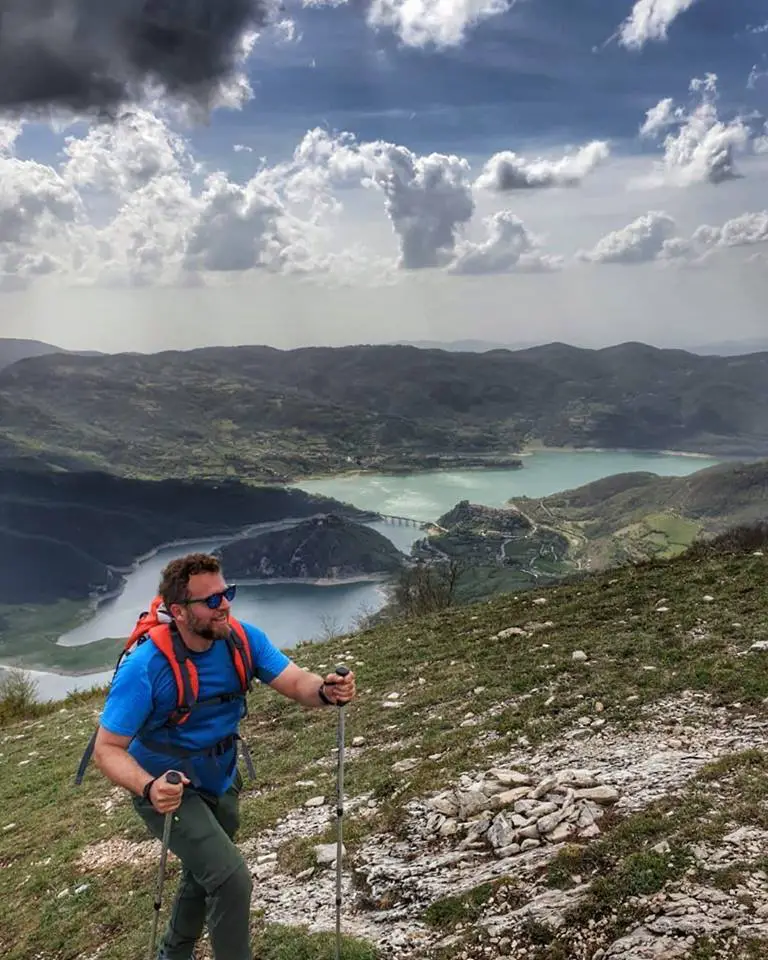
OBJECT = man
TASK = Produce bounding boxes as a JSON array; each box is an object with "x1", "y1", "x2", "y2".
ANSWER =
[{"x1": 92, "y1": 552, "x2": 356, "y2": 960}]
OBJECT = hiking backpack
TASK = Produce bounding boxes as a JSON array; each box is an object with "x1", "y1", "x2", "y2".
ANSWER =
[{"x1": 75, "y1": 596, "x2": 257, "y2": 786}]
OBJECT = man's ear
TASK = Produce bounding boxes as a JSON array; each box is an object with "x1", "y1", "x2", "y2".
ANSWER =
[{"x1": 169, "y1": 602, "x2": 185, "y2": 621}]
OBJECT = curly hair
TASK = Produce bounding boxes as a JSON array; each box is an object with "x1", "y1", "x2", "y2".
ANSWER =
[{"x1": 159, "y1": 553, "x2": 222, "y2": 608}]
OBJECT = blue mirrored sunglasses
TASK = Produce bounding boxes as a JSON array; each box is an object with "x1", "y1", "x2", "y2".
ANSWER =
[{"x1": 182, "y1": 584, "x2": 237, "y2": 609}]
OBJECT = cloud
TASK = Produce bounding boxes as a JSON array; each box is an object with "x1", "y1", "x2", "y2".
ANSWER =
[
  {"x1": 373, "y1": 146, "x2": 474, "y2": 268},
  {"x1": 476, "y1": 141, "x2": 610, "y2": 192},
  {"x1": 448, "y1": 211, "x2": 562, "y2": 274},
  {"x1": 286, "y1": 128, "x2": 475, "y2": 269},
  {"x1": 0, "y1": 0, "x2": 272, "y2": 119},
  {"x1": 0, "y1": 119, "x2": 24, "y2": 155},
  {"x1": 577, "y1": 207, "x2": 768, "y2": 269},
  {"x1": 365, "y1": 0, "x2": 511, "y2": 48},
  {"x1": 617, "y1": 0, "x2": 700, "y2": 50},
  {"x1": 637, "y1": 74, "x2": 750, "y2": 187},
  {"x1": 576, "y1": 211, "x2": 690, "y2": 264},
  {"x1": 62, "y1": 109, "x2": 195, "y2": 195},
  {"x1": 693, "y1": 212, "x2": 768, "y2": 249}
]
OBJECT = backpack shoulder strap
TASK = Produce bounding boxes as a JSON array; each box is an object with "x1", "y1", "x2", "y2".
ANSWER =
[
  {"x1": 147, "y1": 622, "x2": 199, "y2": 725},
  {"x1": 227, "y1": 617, "x2": 255, "y2": 691}
]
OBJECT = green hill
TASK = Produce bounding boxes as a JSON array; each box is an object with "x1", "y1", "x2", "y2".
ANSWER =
[
  {"x1": 4, "y1": 542, "x2": 768, "y2": 958},
  {"x1": 217, "y1": 514, "x2": 406, "y2": 581},
  {"x1": 2, "y1": 342, "x2": 768, "y2": 479},
  {"x1": 517, "y1": 458, "x2": 768, "y2": 569}
]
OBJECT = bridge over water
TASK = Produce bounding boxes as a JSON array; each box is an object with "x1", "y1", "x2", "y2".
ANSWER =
[{"x1": 377, "y1": 513, "x2": 447, "y2": 533}]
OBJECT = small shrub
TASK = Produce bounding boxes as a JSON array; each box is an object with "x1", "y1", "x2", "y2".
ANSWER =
[
  {"x1": 0, "y1": 667, "x2": 42, "y2": 724},
  {"x1": 688, "y1": 521, "x2": 768, "y2": 557}
]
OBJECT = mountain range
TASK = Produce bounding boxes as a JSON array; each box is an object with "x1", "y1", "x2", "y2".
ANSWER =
[{"x1": 3, "y1": 341, "x2": 768, "y2": 480}]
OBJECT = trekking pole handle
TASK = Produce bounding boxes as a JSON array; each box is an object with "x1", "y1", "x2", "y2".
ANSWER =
[
  {"x1": 165, "y1": 771, "x2": 182, "y2": 785},
  {"x1": 335, "y1": 665, "x2": 350, "y2": 705}
]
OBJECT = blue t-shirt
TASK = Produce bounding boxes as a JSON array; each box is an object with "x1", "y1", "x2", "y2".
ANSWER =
[{"x1": 100, "y1": 622, "x2": 291, "y2": 796}]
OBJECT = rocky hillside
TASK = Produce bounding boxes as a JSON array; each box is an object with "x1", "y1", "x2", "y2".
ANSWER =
[
  {"x1": 216, "y1": 514, "x2": 406, "y2": 581},
  {"x1": 3, "y1": 540, "x2": 768, "y2": 958},
  {"x1": 2, "y1": 341, "x2": 768, "y2": 479}
]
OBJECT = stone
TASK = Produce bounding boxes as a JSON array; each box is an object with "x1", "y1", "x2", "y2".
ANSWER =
[
  {"x1": 314, "y1": 843, "x2": 345, "y2": 865},
  {"x1": 488, "y1": 769, "x2": 532, "y2": 786},
  {"x1": 392, "y1": 758, "x2": 420, "y2": 773},
  {"x1": 575, "y1": 785, "x2": 620, "y2": 804},
  {"x1": 572, "y1": 650, "x2": 588, "y2": 662},
  {"x1": 304, "y1": 796, "x2": 325, "y2": 808},
  {"x1": 457, "y1": 789, "x2": 490, "y2": 819},
  {"x1": 491, "y1": 786, "x2": 533, "y2": 809},
  {"x1": 428, "y1": 793, "x2": 460, "y2": 817}
]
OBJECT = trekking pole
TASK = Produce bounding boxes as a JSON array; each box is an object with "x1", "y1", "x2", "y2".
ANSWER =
[
  {"x1": 148, "y1": 771, "x2": 182, "y2": 960},
  {"x1": 334, "y1": 665, "x2": 350, "y2": 960}
]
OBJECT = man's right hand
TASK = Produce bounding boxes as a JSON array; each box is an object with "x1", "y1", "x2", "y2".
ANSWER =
[{"x1": 149, "y1": 771, "x2": 190, "y2": 814}]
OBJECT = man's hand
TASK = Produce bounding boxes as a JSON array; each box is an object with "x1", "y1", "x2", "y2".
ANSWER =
[
  {"x1": 149, "y1": 771, "x2": 190, "y2": 814},
  {"x1": 321, "y1": 670, "x2": 356, "y2": 705}
]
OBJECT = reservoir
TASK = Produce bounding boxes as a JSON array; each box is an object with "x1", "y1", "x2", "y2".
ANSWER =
[{"x1": 7, "y1": 449, "x2": 722, "y2": 701}]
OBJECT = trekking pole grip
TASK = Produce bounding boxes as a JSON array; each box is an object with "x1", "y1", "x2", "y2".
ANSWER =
[
  {"x1": 335, "y1": 665, "x2": 350, "y2": 707},
  {"x1": 165, "y1": 771, "x2": 182, "y2": 785}
]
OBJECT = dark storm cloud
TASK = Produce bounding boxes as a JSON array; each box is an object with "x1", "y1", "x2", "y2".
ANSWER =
[{"x1": 0, "y1": 0, "x2": 271, "y2": 116}]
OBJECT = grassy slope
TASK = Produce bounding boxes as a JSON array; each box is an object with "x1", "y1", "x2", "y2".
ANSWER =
[{"x1": 3, "y1": 547, "x2": 768, "y2": 958}]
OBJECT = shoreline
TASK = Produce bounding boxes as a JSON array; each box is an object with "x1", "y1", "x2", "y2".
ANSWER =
[
  {"x1": 235, "y1": 573, "x2": 391, "y2": 587},
  {"x1": 291, "y1": 444, "x2": 729, "y2": 484}
]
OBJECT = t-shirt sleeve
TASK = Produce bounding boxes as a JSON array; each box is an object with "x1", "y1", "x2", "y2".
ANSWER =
[
  {"x1": 244, "y1": 623, "x2": 291, "y2": 684},
  {"x1": 99, "y1": 650, "x2": 155, "y2": 737}
]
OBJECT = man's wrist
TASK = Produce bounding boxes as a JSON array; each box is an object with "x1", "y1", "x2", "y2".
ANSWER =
[{"x1": 141, "y1": 776, "x2": 157, "y2": 801}]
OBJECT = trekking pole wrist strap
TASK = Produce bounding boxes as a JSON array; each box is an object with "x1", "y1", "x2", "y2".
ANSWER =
[
  {"x1": 318, "y1": 683, "x2": 333, "y2": 706},
  {"x1": 142, "y1": 776, "x2": 158, "y2": 801}
]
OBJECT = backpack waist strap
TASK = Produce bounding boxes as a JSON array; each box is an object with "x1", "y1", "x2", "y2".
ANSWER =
[{"x1": 136, "y1": 731, "x2": 257, "y2": 781}]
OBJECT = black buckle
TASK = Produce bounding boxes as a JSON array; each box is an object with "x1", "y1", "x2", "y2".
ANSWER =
[{"x1": 213, "y1": 735, "x2": 235, "y2": 757}]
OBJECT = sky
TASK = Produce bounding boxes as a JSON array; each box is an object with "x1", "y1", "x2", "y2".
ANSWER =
[{"x1": 1, "y1": 0, "x2": 768, "y2": 354}]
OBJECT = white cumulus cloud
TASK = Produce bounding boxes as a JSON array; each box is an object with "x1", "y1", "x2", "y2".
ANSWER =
[
  {"x1": 618, "y1": 0, "x2": 700, "y2": 50},
  {"x1": 577, "y1": 211, "x2": 688, "y2": 264},
  {"x1": 638, "y1": 74, "x2": 750, "y2": 187},
  {"x1": 476, "y1": 141, "x2": 610, "y2": 192},
  {"x1": 448, "y1": 211, "x2": 561, "y2": 274},
  {"x1": 693, "y1": 212, "x2": 768, "y2": 249},
  {"x1": 367, "y1": 0, "x2": 511, "y2": 48}
]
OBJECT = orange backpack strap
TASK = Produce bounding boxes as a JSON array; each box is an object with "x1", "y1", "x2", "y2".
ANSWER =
[
  {"x1": 127, "y1": 595, "x2": 168, "y2": 649},
  {"x1": 227, "y1": 617, "x2": 255, "y2": 691},
  {"x1": 148, "y1": 622, "x2": 199, "y2": 725}
]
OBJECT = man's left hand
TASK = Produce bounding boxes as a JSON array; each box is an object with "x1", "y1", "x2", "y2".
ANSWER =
[{"x1": 322, "y1": 670, "x2": 356, "y2": 705}]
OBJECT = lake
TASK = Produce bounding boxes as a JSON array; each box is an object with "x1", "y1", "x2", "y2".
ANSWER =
[{"x1": 11, "y1": 448, "x2": 722, "y2": 701}]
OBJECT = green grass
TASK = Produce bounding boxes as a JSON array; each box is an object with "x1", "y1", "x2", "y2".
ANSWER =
[{"x1": 3, "y1": 547, "x2": 768, "y2": 956}]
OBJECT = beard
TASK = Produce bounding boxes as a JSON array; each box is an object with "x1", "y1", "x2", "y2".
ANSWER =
[{"x1": 188, "y1": 611, "x2": 231, "y2": 641}]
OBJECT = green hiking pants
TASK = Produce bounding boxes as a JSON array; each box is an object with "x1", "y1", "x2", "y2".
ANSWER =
[{"x1": 133, "y1": 770, "x2": 253, "y2": 960}]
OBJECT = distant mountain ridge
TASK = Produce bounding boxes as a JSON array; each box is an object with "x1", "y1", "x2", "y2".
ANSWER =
[
  {"x1": 2, "y1": 340, "x2": 768, "y2": 479},
  {"x1": 0, "y1": 338, "x2": 102, "y2": 372}
]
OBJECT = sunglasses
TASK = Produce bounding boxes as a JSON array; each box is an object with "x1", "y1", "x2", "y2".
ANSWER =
[{"x1": 182, "y1": 585, "x2": 237, "y2": 609}]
